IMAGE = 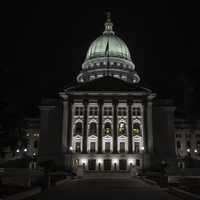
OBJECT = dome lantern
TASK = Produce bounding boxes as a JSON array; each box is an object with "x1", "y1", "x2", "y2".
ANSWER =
[{"x1": 103, "y1": 12, "x2": 114, "y2": 35}]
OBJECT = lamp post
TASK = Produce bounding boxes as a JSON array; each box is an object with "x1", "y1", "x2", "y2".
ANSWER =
[
  {"x1": 69, "y1": 146, "x2": 73, "y2": 171},
  {"x1": 186, "y1": 148, "x2": 191, "y2": 157},
  {"x1": 141, "y1": 146, "x2": 144, "y2": 175},
  {"x1": 186, "y1": 148, "x2": 191, "y2": 168}
]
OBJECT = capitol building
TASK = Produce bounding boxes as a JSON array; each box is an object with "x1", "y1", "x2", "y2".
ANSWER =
[{"x1": 39, "y1": 14, "x2": 176, "y2": 171}]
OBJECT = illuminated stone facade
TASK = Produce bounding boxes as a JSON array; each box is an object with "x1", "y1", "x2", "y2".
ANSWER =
[{"x1": 39, "y1": 15, "x2": 176, "y2": 171}]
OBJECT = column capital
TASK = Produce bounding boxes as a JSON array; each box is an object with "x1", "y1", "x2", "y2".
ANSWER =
[
  {"x1": 59, "y1": 92, "x2": 69, "y2": 100},
  {"x1": 147, "y1": 93, "x2": 156, "y2": 101}
]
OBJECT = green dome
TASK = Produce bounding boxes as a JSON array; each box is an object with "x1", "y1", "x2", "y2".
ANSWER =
[
  {"x1": 86, "y1": 34, "x2": 131, "y2": 61},
  {"x1": 77, "y1": 13, "x2": 140, "y2": 84}
]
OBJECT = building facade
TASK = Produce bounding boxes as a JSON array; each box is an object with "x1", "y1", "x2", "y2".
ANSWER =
[
  {"x1": 175, "y1": 118, "x2": 200, "y2": 160},
  {"x1": 39, "y1": 15, "x2": 176, "y2": 171},
  {"x1": 24, "y1": 118, "x2": 40, "y2": 157}
]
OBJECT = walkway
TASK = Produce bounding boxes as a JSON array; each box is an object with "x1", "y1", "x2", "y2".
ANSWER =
[{"x1": 25, "y1": 177, "x2": 181, "y2": 200}]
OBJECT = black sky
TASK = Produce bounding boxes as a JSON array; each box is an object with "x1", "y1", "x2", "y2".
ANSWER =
[{"x1": 0, "y1": 1, "x2": 200, "y2": 118}]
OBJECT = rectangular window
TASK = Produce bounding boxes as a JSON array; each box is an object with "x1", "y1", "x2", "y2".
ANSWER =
[
  {"x1": 197, "y1": 141, "x2": 200, "y2": 148},
  {"x1": 132, "y1": 107, "x2": 141, "y2": 116},
  {"x1": 89, "y1": 107, "x2": 98, "y2": 116},
  {"x1": 120, "y1": 142, "x2": 125, "y2": 153},
  {"x1": 177, "y1": 141, "x2": 181, "y2": 149},
  {"x1": 185, "y1": 134, "x2": 191, "y2": 138},
  {"x1": 118, "y1": 107, "x2": 127, "y2": 116},
  {"x1": 75, "y1": 107, "x2": 84, "y2": 116},
  {"x1": 105, "y1": 142, "x2": 110, "y2": 153},
  {"x1": 136, "y1": 159, "x2": 140, "y2": 166},
  {"x1": 90, "y1": 142, "x2": 96, "y2": 153},
  {"x1": 75, "y1": 142, "x2": 81, "y2": 153},
  {"x1": 176, "y1": 134, "x2": 182, "y2": 138},
  {"x1": 88, "y1": 159, "x2": 96, "y2": 170},
  {"x1": 103, "y1": 107, "x2": 112, "y2": 116},
  {"x1": 186, "y1": 141, "x2": 191, "y2": 148},
  {"x1": 134, "y1": 142, "x2": 140, "y2": 153}
]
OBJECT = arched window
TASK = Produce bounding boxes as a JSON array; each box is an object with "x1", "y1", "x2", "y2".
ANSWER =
[
  {"x1": 132, "y1": 123, "x2": 141, "y2": 136},
  {"x1": 118, "y1": 122, "x2": 126, "y2": 135},
  {"x1": 104, "y1": 122, "x2": 112, "y2": 135},
  {"x1": 89, "y1": 122, "x2": 97, "y2": 136},
  {"x1": 74, "y1": 122, "x2": 82, "y2": 136}
]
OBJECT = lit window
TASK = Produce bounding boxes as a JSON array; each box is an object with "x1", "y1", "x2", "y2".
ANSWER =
[
  {"x1": 118, "y1": 122, "x2": 126, "y2": 135},
  {"x1": 132, "y1": 123, "x2": 141, "y2": 136},
  {"x1": 75, "y1": 142, "x2": 81, "y2": 153},
  {"x1": 104, "y1": 122, "x2": 112, "y2": 135}
]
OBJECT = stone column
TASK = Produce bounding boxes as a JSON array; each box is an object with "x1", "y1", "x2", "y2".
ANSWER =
[
  {"x1": 83, "y1": 99, "x2": 88, "y2": 153},
  {"x1": 128, "y1": 100, "x2": 133, "y2": 153},
  {"x1": 67, "y1": 99, "x2": 73, "y2": 152},
  {"x1": 113, "y1": 100, "x2": 118, "y2": 153},
  {"x1": 98, "y1": 100, "x2": 103, "y2": 153},
  {"x1": 147, "y1": 94, "x2": 155, "y2": 154},
  {"x1": 60, "y1": 93, "x2": 69, "y2": 153}
]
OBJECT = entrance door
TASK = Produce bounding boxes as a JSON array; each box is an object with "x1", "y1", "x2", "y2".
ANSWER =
[
  {"x1": 104, "y1": 159, "x2": 111, "y2": 171},
  {"x1": 88, "y1": 159, "x2": 96, "y2": 170},
  {"x1": 119, "y1": 159, "x2": 127, "y2": 170}
]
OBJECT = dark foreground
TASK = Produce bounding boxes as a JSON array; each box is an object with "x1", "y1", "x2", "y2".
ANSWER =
[{"x1": 25, "y1": 177, "x2": 181, "y2": 200}]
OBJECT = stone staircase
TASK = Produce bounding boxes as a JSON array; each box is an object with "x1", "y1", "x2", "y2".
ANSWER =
[{"x1": 84, "y1": 171, "x2": 131, "y2": 178}]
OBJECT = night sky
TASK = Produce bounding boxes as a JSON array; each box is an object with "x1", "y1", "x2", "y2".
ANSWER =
[{"x1": 0, "y1": 1, "x2": 200, "y2": 118}]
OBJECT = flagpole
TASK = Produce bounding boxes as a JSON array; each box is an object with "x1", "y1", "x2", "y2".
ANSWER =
[{"x1": 106, "y1": 40, "x2": 109, "y2": 76}]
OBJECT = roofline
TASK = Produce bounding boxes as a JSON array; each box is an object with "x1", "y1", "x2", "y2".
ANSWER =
[{"x1": 65, "y1": 91, "x2": 154, "y2": 96}]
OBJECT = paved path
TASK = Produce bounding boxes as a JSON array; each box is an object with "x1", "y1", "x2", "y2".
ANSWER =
[{"x1": 26, "y1": 177, "x2": 181, "y2": 200}]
